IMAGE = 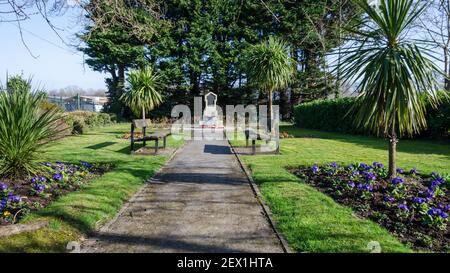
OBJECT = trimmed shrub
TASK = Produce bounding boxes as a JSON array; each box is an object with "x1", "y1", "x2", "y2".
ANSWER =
[
  {"x1": 424, "y1": 92, "x2": 450, "y2": 139},
  {"x1": 62, "y1": 111, "x2": 115, "y2": 135},
  {"x1": 293, "y1": 97, "x2": 368, "y2": 135},
  {"x1": 294, "y1": 92, "x2": 450, "y2": 139}
]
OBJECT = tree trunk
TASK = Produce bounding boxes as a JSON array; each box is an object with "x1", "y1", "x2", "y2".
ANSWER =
[
  {"x1": 388, "y1": 132, "x2": 398, "y2": 178},
  {"x1": 280, "y1": 88, "x2": 289, "y2": 120},
  {"x1": 142, "y1": 107, "x2": 146, "y2": 121},
  {"x1": 445, "y1": 47, "x2": 450, "y2": 91},
  {"x1": 118, "y1": 64, "x2": 126, "y2": 116},
  {"x1": 268, "y1": 89, "x2": 273, "y2": 132}
]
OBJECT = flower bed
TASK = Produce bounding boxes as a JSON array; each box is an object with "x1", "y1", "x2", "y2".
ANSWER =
[
  {"x1": 0, "y1": 161, "x2": 112, "y2": 225},
  {"x1": 290, "y1": 162, "x2": 450, "y2": 252}
]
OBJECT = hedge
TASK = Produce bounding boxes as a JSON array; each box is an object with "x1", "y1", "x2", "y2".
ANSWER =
[
  {"x1": 62, "y1": 111, "x2": 115, "y2": 135},
  {"x1": 294, "y1": 92, "x2": 450, "y2": 139}
]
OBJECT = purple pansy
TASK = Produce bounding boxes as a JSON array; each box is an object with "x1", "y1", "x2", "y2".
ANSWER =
[
  {"x1": 0, "y1": 199, "x2": 6, "y2": 210},
  {"x1": 365, "y1": 172, "x2": 377, "y2": 181},
  {"x1": 431, "y1": 172, "x2": 442, "y2": 179},
  {"x1": 384, "y1": 196, "x2": 395, "y2": 203},
  {"x1": 426, "y1": 189, "x2": 435, "y2": 198},
  {"x1": 311, "y1": 165, "x2": 319, "y2": 173},
  {"x1": 398, "y1": 204, "x2": 409, "y2": 211},
  {"x1": 396, "y1": 168, "x2": 404, "y2": 174},
  {"x1": 359, "y1": 163, "x2": 371, "y2": 170},
  {"x1": 357, "y1": 183, "x2": 373, "y2": 191},
  {"x1": 33, "y1": 184, "x2": 45, "y2": 194},
  {"x1": 8, "y1": 195, "x2": 21, "y2": 203},
  {"x1": 391, "y1": 177, "x2": 404, "y2": 185},
  {"x1": 53, "y1": 172, "x2": 63, "y2": 181},
  {"x1": 81, "y1": 161, "x2": 93, "y2": 169},
  {"x1": 412, "y1": 197, "x2": 426, "y2": 204},
  {"x1": 428, "y1": 207, "x2": 442, "y2": 216},
  {"x1": 372, "y1": 162, "x2": 384, "y2": 169},
  {"x1": 0, "y1": 182, "x2": 8, "y2": 191},
  {"x1": 430, "y1": 178, "x2": 444, "y2": 189},
  {"x1": 427, "y1": 207, "x2": 448, "y2": 218}
]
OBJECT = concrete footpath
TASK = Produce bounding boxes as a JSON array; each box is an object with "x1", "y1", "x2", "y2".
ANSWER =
[{"x1": 81, "y1": 136, "x2": 283, "y2": 253}]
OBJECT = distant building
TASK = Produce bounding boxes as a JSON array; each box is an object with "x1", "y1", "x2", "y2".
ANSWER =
[{"x1": 48, "y1": 94, "x2": 107, "y2": 112}]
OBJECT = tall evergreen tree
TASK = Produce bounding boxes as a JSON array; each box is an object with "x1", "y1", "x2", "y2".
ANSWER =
[{"x1": 79, "y1": 28, "x2": 147, "y2": 114}]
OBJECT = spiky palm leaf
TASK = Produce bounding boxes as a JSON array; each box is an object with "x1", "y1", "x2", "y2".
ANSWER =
[
  {"x1": 120, "y1": 66, "x2": 163, "y2": 119},
  {"x1": 244, "y1": 36, "x2": 294, "y2": 94},
  {"x1": 244, "y1": 37, "x2": 294, "y2": 131},
  {"x1": 340, "y1": 0, "x2": 441, "y2": 137},
  {"x1": 339, "y1": 0, "x2": 442, "y2": 176},
  {"x1": 0, "y1": 77, "x2": 63, "y2": 177}
]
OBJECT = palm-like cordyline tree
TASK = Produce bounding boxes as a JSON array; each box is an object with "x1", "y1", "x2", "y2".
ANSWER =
[
  {"x1": 244, "y1": 37, "x2": 294, "y2": 131},
  {"x1": 120, "y1": 66, "x2": 163, "y2": 120},
  {"x1": 340, "y1": 0, "x2": 442, "y2": 178}
]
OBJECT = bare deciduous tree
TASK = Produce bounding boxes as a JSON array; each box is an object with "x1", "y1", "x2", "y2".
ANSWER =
[
  {"x1": 419, "y1": 0, "x2": 450, "y2": 90},
  {"x1": 0, "y1": 0, "x2": 162, "y2": 55}
]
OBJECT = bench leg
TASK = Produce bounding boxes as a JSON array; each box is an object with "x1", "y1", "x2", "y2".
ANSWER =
[
  {"x1": 131, "y1": 141, "x2": 134, "y2": 152},
  {"x1": 246, "y1": 137, "x2": 249, "y2": 147},
  {"x1": 155, "y1": 139, "x2": 159, "y2": 154},
  {"x1": 143, "y1": 128, "x2": 146, "y2": 147},
  {"x1": 163, "y1": 137, "x2": 167, "y2": 149},
  {"x1": 252, "y1": 140, "x2": 256, "y2": 155}
]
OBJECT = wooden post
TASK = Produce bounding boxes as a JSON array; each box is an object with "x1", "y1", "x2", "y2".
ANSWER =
[
  {"x1": 163, "y1": 136, "x2": 167, "y2": 149},
  {"x1": 130, "y1": 124, "x2": 135, "y2": 152},
  {"x1": 155, "y1": 139, "x2": 159, "y2": 154},
  {"x1": 252, "y1": 140, "x2": 256, "y2": 155},
  {"x1": 245, "y1": 130, "x2": 249, "y2": 147},
  {"x1": 143, "y1": 127, "x2": 146, "y2": 147}
]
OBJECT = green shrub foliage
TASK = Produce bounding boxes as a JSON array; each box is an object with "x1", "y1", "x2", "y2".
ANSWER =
[
  {"x1": 294, "y1": 92, "x2": 449, "y2": 139},
  {"x1": 62, "y1": 111, "x2": 114, "y2": 135}
]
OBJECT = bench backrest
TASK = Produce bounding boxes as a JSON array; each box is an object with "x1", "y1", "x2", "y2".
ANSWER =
[{"x1": 132, "y1": 119, "x2": 152, "y2": 129}]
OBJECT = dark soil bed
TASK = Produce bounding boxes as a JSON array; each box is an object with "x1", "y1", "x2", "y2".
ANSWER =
[
  {"x1": 0, "y1": 161, "x2": 112, "y2": 226},
  {"x1": 289, "y1": 162, "x2": 449, "y2": 252}
]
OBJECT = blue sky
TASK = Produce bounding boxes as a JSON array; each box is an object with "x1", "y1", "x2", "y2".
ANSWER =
[{"x1": 0, "y1": 9, "x2": 106, "y2": 91}]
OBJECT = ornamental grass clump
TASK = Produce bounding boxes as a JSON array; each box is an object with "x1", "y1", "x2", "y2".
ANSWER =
[{"x1": 0, "y1": 76, "x2": 63, "y2": 178}]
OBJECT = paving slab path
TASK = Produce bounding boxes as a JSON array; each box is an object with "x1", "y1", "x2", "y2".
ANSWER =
[{"x1": 81, "y1": 136, "x2": 284, "y2": 253}]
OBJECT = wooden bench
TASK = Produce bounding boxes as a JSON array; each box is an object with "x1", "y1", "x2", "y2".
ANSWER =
[
  {"x1": 244, "y1": 129, "x2": 272, "y2": 155},
  {"x1": 130, "y1": 119, "x2": 171, "y2": 154}
]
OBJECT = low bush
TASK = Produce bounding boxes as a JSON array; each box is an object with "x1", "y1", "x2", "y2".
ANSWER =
[
  {"x1": 293, "y1": 92, "x2": 450, "y2": 139},
  {"x1": 424, "y1": 92, "x2": 450, "y2": 138},
  {"x1": 62, "y1": 111, "x2": 115, "y2": 135},
  {"x1": 293, "y1": 97, "x2": 367, "y2": 135}
]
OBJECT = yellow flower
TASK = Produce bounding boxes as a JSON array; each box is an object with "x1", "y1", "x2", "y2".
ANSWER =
[
  {"x1": 3, "y1": 211, "x2": 11, "y2": 217},
  {"x1": 81, "y1": 171, "x2": 85, "y2": 177}
]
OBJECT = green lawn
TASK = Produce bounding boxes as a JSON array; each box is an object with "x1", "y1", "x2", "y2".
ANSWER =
[
  {"x1": 230, "y1": 125, "x2": 450, "y2": 253},
  {"x1": 0, "y1": 123, "x2": 183, "y2": 253}
]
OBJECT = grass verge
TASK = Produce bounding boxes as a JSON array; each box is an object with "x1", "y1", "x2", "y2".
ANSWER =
[{"x1": 230, "y1": 125, "x2": 450, "y2": 252}]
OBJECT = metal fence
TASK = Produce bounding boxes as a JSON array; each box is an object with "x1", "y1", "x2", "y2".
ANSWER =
[{"x1": 47, "y1": 94, "x2": 104, "y2": 112}]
